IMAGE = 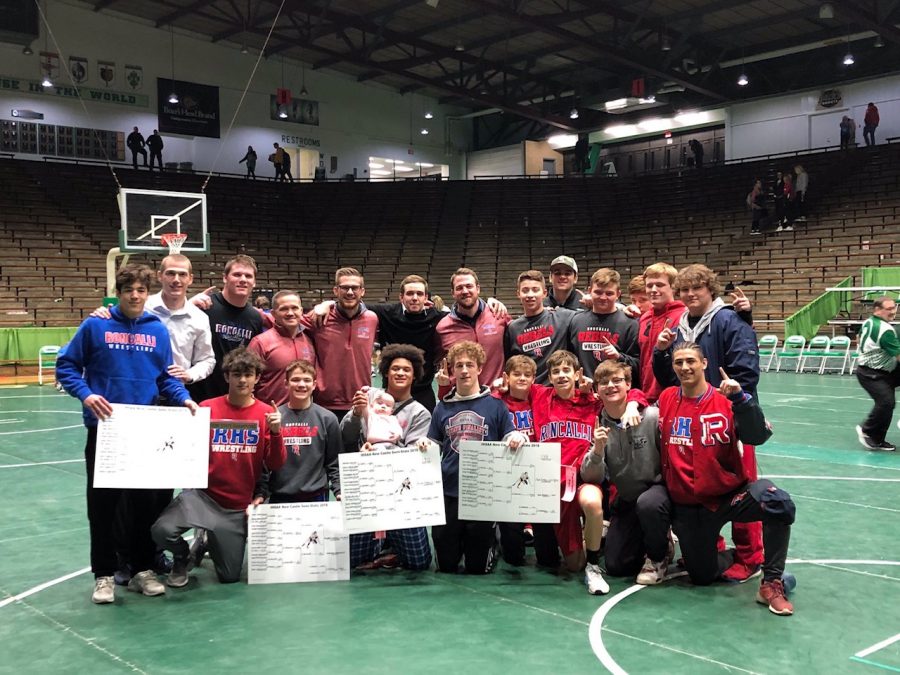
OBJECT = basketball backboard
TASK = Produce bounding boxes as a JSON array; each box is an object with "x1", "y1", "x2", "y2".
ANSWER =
[{"x1": 117, "y1": 188, "x2": 210, "y2": 254}]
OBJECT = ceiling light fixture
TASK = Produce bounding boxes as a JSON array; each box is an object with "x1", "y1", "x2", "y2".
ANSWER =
[
  {"x1": 819, "y1": 2, "x2": 834, "y2": 20},
  {"x1": 569, "y1": 107, "x2": 579, "y2": 119},
  {"x1": 454, "y1": 40, "x2": 465, "y2": 52},
  {"x1": 240, "y1": 43, "x2": 249, "y2": 54},
  {"x1": 168, "y1": 26, "x2": 179, "y2": 104},
  {"x1": 874, "y1": 35, "x2": 884, "y2": 48},
  {"x1": 300, "y1": 64, "x2": 308, "y2": 97},
  {"x1": 424, "y1": 111, "x2": 433, "y2": 119},
  {"x1": 278, "y1": 106, "x2": 288, "y2": 119},
  {"x1": 420, "y1": 128, "x2": 429, "y2": 135},
  {"x1": 23, "y1": 45, "x2": 33, "y2": 55},
  {"x1": 842, "y1": 52, "x2": 854, "y2": 65},
  {"x1": 737, "y1": 73, "x2": 749, "y2": 86}
]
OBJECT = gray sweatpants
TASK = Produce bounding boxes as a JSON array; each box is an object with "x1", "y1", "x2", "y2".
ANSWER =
[{"x1": 151, "y1": 490, "x2": 247, "y2": 583}]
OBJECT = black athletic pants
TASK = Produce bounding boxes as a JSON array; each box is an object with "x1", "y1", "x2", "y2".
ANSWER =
[
  {"x1": 672, "y1": 479, "x2": 794, "y2": 585},
  {"x1": 130, "y1": 147, "x2": 147, "y2": 168},
  {"x1": 857, "y1": 364, "x2": 900, "y2": 443},
  {"x1": 432, "y1": 496, "x2": 496, "y2": 574},
  {"x1": 149, "y1": 150, "x2": 163, "y2": 171},
  {"x1": 497, "y1": 522, "x2": 526, "y2": 566},
  {"x1": 84, "y1": 426, "x2": 170, "y2": 577},
  {"x1": 604, "y1": 484, "x2": 672, "y2": 577}
]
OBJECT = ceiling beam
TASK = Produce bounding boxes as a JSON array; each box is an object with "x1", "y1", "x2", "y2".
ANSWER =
[
  {"x1": 834, "y1": 0, "x2": 900, "y2": 46},
  {"x1": 156, "y1": 0, "x2": 219, "y2": 28},
  {"x1": 467, "y1": 0, "x2": 727, "y2": 101}
]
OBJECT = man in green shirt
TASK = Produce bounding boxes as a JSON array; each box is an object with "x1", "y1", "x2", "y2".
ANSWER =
[{"x1": 855, "y1": 296, "x2": 900, "y2": 451}]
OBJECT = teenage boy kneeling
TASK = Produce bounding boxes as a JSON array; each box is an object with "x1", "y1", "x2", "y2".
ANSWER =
[{"x1": 152, "y1": 348, "x2": 286, "y2": 586}]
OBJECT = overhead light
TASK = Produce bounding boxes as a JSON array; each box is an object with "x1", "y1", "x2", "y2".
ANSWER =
[
  {"x1": 168, "y1": 92, "x2": 179, "y2": 104},
  {"x1": 420, "y1": 128, "x2": 429, "y2": 135},
  {"x1": 638, "y1": 117, "x2": 671, "y2": 132},
  {"x1": 394, "y1": 165, "x2": 414, "y2": 172},
  {"x1": 874, "y1": 35, "x2": 884, "y2": 48},
  {"x1": 424, "y1": 111, "x2": 433, "y2": 119},
  {"x1": 240, "y1": 44, "x2": 249, "y2": 54},
  {"x1": 569, "y1": 108, "x2": 579, "y2": 119},
  {"x1": 417, "y1": 162, "x2": 434, "y2": 168},
  {"x1": 737, "y1": 73, "x2": 749, "y2": 86},
  {"x1": 454, "y1": 41, "x2": 465, "y2": 52},
  {"x1": 819, "y1": 2, "x2": 834, "y2": 19},
  {"x1": 393, "y1": 159, "x2": 404, "y2": 164},
  {"x1": 547, "y1": 134, "x2": 577, "y2": 148},
  {"x1": 278, "y1": 106, "x2": 288, "y2": 119},
  {"x1": 843, "y1": 52, "x2": 854, "y2": 65},
  {"x1": 370, "y1": 169, "x2": 391, "y2": 176},
  {"x1": 22, "y1": 45, "x2": 33, "y2": 55},
  {"x1": 661, "y1": 35, "x2": 671, "y2": 51},
  {"x1": 41, "y1": 73, "x2": 53, "y2": 88},
  {"x1": 604, "y1": 98, "x2": 629, "y2": 110},
  {"x1": 604, "y1": 124, "x2": 639, "y2": 138},
  {"x1": 368, "y1": 162, "x2": 384, "y2": 169}
]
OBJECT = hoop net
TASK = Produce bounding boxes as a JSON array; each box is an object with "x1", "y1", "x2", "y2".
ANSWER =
[{"x1": 160, "y1": 233, "x2": 189, "y2": 254}]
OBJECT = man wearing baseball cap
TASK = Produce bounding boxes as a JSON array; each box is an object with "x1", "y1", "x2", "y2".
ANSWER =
[{"x1": 545, "y1": 256, "x2": 586, "y2": 310}]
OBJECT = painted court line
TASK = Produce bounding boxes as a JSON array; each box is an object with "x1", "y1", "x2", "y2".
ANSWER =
[
  {"x1": 0, "y1": 526, "x2": 88, "y2": 545},
  {"x1": 588, "y1": 584, "x2": 763, "y2": 675},
  {"x1": 757, "y1": 452, "x2": 900, "y2": 472},
  {"x1": 849, "y1": 656, "x2": 900, "y2": 673},
  {"x1": 791, "y1": 493, "x2": 900, "y2": 514},
  {"x1": 765, "y1": 475, "x2": 900, "y2": 482},
  {"x1": 0, "y1": 567, "x2": 91, "y2": 609},
  {"x1": 0, "y1": 459, "x2": 84, "y2": 469},
  {"x1": 856, "y1": 633, "x2": 900, "y2": 658},
  {"x1": 0, "y1": 424, "x2": 83, "y2": 436}
]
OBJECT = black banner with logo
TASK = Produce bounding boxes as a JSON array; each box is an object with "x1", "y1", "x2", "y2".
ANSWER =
[{"x1": 157, "y1": 77, "x2": 220, "y2": 138}]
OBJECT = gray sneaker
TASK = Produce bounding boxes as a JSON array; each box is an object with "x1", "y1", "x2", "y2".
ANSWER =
[
  {"x1": 91, "y1": 576, "x2": 115, "y2": 604},
  {"x1": 584, "y1": 563, "x2": 610, "y2": 595},
  {"x1": 127, "y1": 569, "x2": 166, "y2": 596},
  {"x1": 167, "y1": 556, "x2": 192, "y2": 588},
  {"x1": 636, "y1": 557, "x2": 668, "y2": 585}
]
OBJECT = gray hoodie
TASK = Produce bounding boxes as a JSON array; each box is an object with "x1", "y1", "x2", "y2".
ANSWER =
[{"x1": 580, "y1": 405, "x2": 662, "y2": 503}]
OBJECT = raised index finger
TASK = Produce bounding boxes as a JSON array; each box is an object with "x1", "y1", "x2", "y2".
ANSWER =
[
  {"x1": 663, "y1": 318, "x2": 672, "y2": 329},
  {"x1": 732, "y1": 286, "x2": 746, "y2": 298},
  {"x1": 270, "y1": 400, "x2": 278, "y2": 411},
  {"x1": 718, "y1": 367, "x2": 729, "y2": 381}
]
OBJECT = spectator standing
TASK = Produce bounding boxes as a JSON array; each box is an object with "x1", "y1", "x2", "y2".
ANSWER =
[
  {"x1": 772, "y1": 171, "x2": 785, "y2": 226},
  {"x1": 863, "y1": 103, "x2": 880, "y2": 146},
  {"x1": 747, "y1": 179, "x2": 767, "y2": 235},
  {"x1": 793, "y1": 165, "x2": 808, "y2": 223},
  {"x1": 126, "y1": 126, "x2": 147, "y2": 169},
  {"x1": 239, "y1": 146, "x2": 257, "y2": 179},
  {"x1": 147, "y1": 130, "x2": 164, "y2": 171},
  {"x1": 777, "y1": 173, "x2": 795, "y2": 232},
  {"x1": 689, "y1": 139, "x2": 704, "y2": 169}
]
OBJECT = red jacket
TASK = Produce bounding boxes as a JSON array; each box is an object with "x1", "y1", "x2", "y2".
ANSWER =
[
  {"x1": 638, "y1": 301, "x2": 687, "y2": 402},
  {"x1": 435, "y1": 301, "x2": 509, "y2": 387},
  {"x1": 202, "y1": 397, "x2": 286, "y2": 510},
  {"x1": 658, "y1": 384, "x2": 762, "y2": 510},
  {"x1": 865, "y1": 105, "x2": 879, "y2": 126},
  {"x1": 495, "y1": 391, "x2": 535, "y2": 441},
  {"x1": 302, "y1": 304, "x2": 378, "y2": 410},
  {"x1": 247, "y1": 325, "x2": 316, "y2": 406}
]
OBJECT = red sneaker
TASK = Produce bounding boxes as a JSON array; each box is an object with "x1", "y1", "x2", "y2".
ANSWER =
[
  {"x1": 721, "y1": 561, "x2": 762, "y2": 583},
  {"x1": 757, "y1": 578, "x2": 794, "y2": 615}
]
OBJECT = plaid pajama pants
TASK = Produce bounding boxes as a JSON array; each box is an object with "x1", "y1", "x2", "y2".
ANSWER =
[{"x1": 349, "y1": 527, "x2": 432, "y2": 570}]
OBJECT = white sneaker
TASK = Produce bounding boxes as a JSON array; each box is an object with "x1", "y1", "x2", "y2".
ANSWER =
[
  {"x1": 636, "y1": 557, "x2": 668, "y2": 585},
  {"x1": 584, "y1": 563, "x2": 610, "y2": 595},
  {"x1": 775, "y1": 225, "x2": 783, "y2": 232},
  {"x1": 783, "y1": 225, "x2": 794, "y2": 231},
  {"x1": 92, "y1": 576, "x2": 115, "y2": 604},
  {"x1": 127, "y1": 569, "x2": 166, "y2": 596}
]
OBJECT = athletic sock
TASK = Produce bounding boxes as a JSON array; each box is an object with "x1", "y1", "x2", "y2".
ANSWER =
[{"x1": 586, "y1": 548, "x2": 601, "y2": 565}]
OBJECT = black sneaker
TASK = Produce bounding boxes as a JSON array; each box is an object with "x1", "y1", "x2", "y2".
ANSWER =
[
  {"x1": 855, "y1": 425, "x2": 879, "y2": 451},
  {"x1": 751, "y1": 229, "x2": 761, "y2": 235},
  {"x1": 874, "y1": 440, "x2": 897, "y2": 452}
]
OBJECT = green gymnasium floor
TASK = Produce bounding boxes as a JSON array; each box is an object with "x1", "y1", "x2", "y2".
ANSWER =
[{"x1": 1, "y1": 372, "x2": 898, "y2": 674}]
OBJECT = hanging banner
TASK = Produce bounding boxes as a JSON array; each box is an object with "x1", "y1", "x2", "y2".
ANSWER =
[
  {"x1": 69, "y1": 56, "x2": 88, "y2": 84},
  {"x1": 39, "y1": 51, "x2": 59, "y2": 80},
  {"x1": 157, "y1": 77, "x2": 220, "y2": 138},
  {"x1": 125, "y1": 65, "x2": 143, "y2": 91},
  {"x1": 0, "y1": 74, "x2": 148, "y2": 107},
  {"x1": 98, "y1": 60, "x2": 115, "y2": 87}
]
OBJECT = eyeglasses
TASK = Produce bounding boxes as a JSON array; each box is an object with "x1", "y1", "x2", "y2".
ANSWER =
[
  {"x1": 337, "y1": 285, "x2": 362, "y2": 293},
  {"x1": 598, "y1": 377, "x2": 627, "y2": 386}
]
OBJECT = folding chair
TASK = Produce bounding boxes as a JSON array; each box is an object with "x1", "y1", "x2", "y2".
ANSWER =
[
  {"x1": 38, "y1": 345, "x2": 61, "y2": 385},
  {"x1": 798, "y1": 335, "x2": 830, "y2": 373},
  {"x1": 819, "y1": 336, "x2": 852, "y2": 375},
  {"x1": 757, "y1": 334, "x2": 779, "y2": 372},
  {"x1": 775, "y1": 336, "x2": 806, "y2": 372}
]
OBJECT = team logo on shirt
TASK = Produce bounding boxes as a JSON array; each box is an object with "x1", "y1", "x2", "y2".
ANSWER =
[
  {"x1": 211, "y1": 420, "x2": 260, "y2": 459},
  {"x1": 577, "y1": 329, "x2": 619, "y2": 361},
  {"x1": 518, "y1": 325, "x2": 554, "y2": 357},
  {"x1": 104, "y1": 331, "x2": 158, "y2": 351},
  {"x1": 509, "y1": 410, "x2": 533, "y2": 436},
  {"x1": 283, "y1": 423, "x2": 318, "y2": 455},
  {"x1": 482, "y1": 322, "x2": 499, "y2": 336},
  {"x1": 539, "y1": 420, "x2": 592, "y2": 442},
  {"x1": 668, "y1": 414, "x2": 732, "y2": 448},
  {"x1": 215, "y1": 323, "x2": 254, "y2": 345},
  {"x1": 445, "y1": 411, "x2": 488, "y2": 453},
  {"x1": 357, "y1": 325, "x2": 371, "y2": 339}
]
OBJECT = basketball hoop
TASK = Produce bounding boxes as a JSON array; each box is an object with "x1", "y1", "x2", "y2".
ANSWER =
[{"x1": 160, "y1": 232, "x2": 188, "y2": 254}]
